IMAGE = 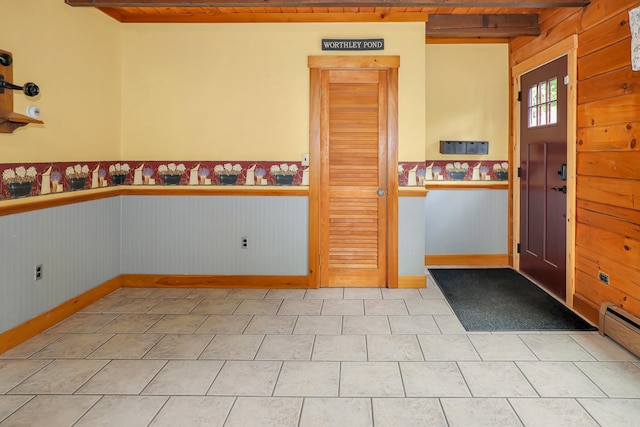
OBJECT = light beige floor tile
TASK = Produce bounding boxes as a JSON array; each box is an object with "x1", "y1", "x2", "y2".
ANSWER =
[
  {"x1": 0, "y1": 334, "x2": 62, "y2": 359},
  {"x1": 404, "y1": 298, "x2": 452, "y2": 315},
  {"x1": 293, "y1": 315, "x2": 342, "y2": 335},
  {"x1": 97, "y1": 313, "x2": 163, "y2": 333},
  {"x1": 8, "y1": 359, "x2": 108, "y2": 394},
  {"x1": 45, "y1": 313, "x2": 119, "y2": 334},
  {"x1": 519, "y1": 334, "x2": 596, "y2": 361},
  {"x1": 265, "y1": 289, "x2": 306, "y2": 299},
  {"x1": 570, "y1": 333, "x2": 639, "y2": 361},
  {"x1": 146, "y1": 298, "x2": 201, "y2": 314},
  {"x1": 142, "y1": 360, "x2": 223, "y2": 395},
  {"x1": 1, "y1": 395, "x2": 101, "y2": 427},
  {"x1": 79, "y1": 297, "x2": 122, "y2": 313},
  {"x1": 103, "y1": 298, "x2": 162, "y2": 313},
  {"x1": 381, "y1": 288, "x2": 422, "y2": 300},
  {"x1": 342, "y1": 315, "x2": 390, "y2": 334},
  {"x1": 148, "y1": 288, "x2": 194, "y2": 298},
  {"x1": 226, "y1": 289, "x2": 269, "y2": 299},
  {"x1": 278, "y1": 300, "x2": 323, "y2": 315},
  {"x1": 244, "y1": 315, "x2": 296, "y2": 334},
  {"x1": 200, "y1": 334, "x2": 264, "y2": 360},
  {"x1": 87, "y1": 333, "x2": 163, "y2": 359},
  {"x1": 256, "y1": 335, "x2": 314, "y2": 360},
  {"x1": 364, "y1": 300, "x2": 408, "y2": 315},
  {"x1": 150, "y1": 396, "x2": 234, "y2": 427},
  {"x1": 418, "y1": 335, "x2": 481, "y2": 361},
  {"x1": 146, "y1": 314, "x2": 208, "y2": 334},
  {"x1": 469, "y1": 335, "x2": 538, "y2": 361},
  {"x1": 0, "y1": 395, "x2": 33, "y2": 423},
  {"x1": 186, "y1": 288, "x2": 231, "y2": 299},
  {"x1": 304, "y1": 288, "x2": 344, "y2": 300},
  {"x1": 31, "y1": 333, "x2": 114, "y2": 359},
  {"x1": 312, "y1": 335, "x2": 367, "y2": 361},
  {"x1": 76, "y1": 359, "x2": 167, "y2": 395},
  {"x1": 576, "y1": 361, "x2": 640, "y2": 397},
  {"x1": 234, "y1": 299, "x2": 282, "y2": 315},
  {"x1": 0, "y1": 360, "x2": 51, "y2": 393},
  {"x1": 340, "y1": 361, "x2": 404, "y2": 397},
  {"x1": 401, "y1": 361, "x2": 471, "y2": 397},
  {"x1": 517, "y1": 361, "x2": 606, "y2": 397},
  {"x1": 372, "y1": 398, "x2": 448, "y2": 427},
  {"x1": 419, "y1": 286, "x2": 445, "y2": 299},
  {"x1": 191, "y1": 298, "x2": 241, "y2": 314},
  {"x1": 207, "y1": 360, "x2": 281, "y2": 396},
  {"x1": 321, "y1": 300, "x2": 364, "y2": 315},
  {"x1": 433, "y1": 314, "x2": 466, "y2": 334},
  {"x1": 225, "y1": 397, "x2": 302, "y2": 427},
  {"x1": 389, "y1": 315, "x2": 440, "y2": 334},
  {"x1": 440, "y1": 398, "x2": 523, "y2": 427},
  {"x1": 299, "y1": 398, "x2": 372, "y2": 427},
  {"x1": 509, "y1": 398, "x2": 599, "y2": 427},
  {"x1": 343, "y1": 288, "x2": 382, "y2": 299},
  {"x1": 367, "y1": 335, "x2": 424, "y2": 361},
  {"x1": 458, "y1": 361, "x2": 538, "y2": 397},
  {"x1": 195, "y1": 314, "x2": 252, "y2": 334},
  {"x1": 579, "y1": 398, "x2": 640, "y2": 426},
  {"x1": 107, "y1": 287, "x2": 157, "y2": 298},
  {"x1": 144, "y1": 334, "x2": 213, "y2": 359},
  {"x1": 274, "y1": 361, "x2": 340, "y2": 397},
  {"x1": 75, "y1": 395, "x2": 168, "y2": 427}
]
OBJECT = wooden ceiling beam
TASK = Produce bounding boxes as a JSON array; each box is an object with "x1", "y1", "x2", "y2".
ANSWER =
[
  {"x1": 426, "y1": 13, "x2": 540, "y2": 37},
  {"x1": 66, "y1": 1, "x2": 590, "y2": 9}
]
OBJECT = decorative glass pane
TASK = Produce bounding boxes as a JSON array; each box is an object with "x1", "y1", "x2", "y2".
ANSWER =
[
  {"x1": 529, "y1": 85, "x2": 537, "y2": 107},
  {"x1": 529, "y1": 106, "x2": 537, "y2": 127},
  {"x1": 549, "y1": 101, "x2": 558, "y2": 124},
  {"x1": 549, "y1": 78, "x2": 558, "y2": 101},
  {"x1": 539, "y1": 81, "x2": 547, "y2": 104},
  {"x1": 539, "y1": 104, "x2": 547, "y2": 126}
]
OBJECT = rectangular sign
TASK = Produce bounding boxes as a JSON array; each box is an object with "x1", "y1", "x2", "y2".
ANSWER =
[{"x1": 321, "y1": 38, "x2": 384, "y2": 51}]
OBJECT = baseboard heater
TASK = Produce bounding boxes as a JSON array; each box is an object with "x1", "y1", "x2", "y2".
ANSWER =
[{"x1": 599, "y1": 303, "x2": 640, "y2": 358}]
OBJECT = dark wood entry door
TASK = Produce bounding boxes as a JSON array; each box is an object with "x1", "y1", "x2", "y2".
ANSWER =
[
  {"x1": 319, "y1": 69, "x2": 388, "y2": 287},
  {"x1": 519, "y1": 55, "x2": 568, "y2": 299}
]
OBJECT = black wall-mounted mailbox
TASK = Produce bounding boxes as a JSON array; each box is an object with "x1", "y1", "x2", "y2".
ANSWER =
[{"x1": 440, "y1": 141, "x2": 489, "y2": 155}]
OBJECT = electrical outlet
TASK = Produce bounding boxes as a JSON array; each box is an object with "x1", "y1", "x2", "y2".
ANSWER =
[
  {"x1": 598, "y1": 271, "x2": 610, "y2": 285},
  {"x1": 34, "y1": 264, "x2": 43, "y2": 281},
  {"x1": 241, "y1": 236, "x2": 248, "y2": 249},
  {"x1": 301, "y1": 153, "x2": 310, "y2": 167}
]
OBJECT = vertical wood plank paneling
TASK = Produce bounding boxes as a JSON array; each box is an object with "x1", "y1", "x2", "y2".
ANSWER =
[
  {"x1": 511, "y1": 0, "x2": 640, "y2": 321},
  {"x1": 0, "y1": 198, "x2": 120, "y2": 334},
  {"x1": 398, "y1": 196, "x2": 425, "y2": 276},
  {"x1": 120, "y1": 196, "x2": 308, "y2": 275}
]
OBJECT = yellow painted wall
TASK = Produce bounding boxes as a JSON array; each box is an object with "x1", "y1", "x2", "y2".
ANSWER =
[
  {"x1": 425, "y1": 44, "x2": 509, "y2": 160},
  {"x1": 0, "y1": 0, "x2": 121, "y2": 163},
  {"x1": 121, "y1": 23, "x2": 426, "y2": 161}
]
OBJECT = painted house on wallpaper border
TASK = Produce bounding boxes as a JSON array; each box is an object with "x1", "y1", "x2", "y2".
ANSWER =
[{"x1": 0, "y1": 0, "x2": 639, "y2": 351}]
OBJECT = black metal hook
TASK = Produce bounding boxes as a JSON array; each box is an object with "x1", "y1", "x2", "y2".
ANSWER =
[
  {"x1": 0, "y1": 76, "x2": 39, "y2": 97},
  {"x1": 0, "y1": 53, "x2": 12, "y2": 67}
]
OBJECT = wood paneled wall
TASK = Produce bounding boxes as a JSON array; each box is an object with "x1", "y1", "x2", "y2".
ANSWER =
[{"x1": 511, "y1": 0, "x2": 640, "y2": 323}]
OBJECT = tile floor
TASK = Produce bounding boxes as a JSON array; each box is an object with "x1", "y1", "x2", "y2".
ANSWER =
[{"x1": 1, "y1": 275, "x2": 640, "y2": 426}]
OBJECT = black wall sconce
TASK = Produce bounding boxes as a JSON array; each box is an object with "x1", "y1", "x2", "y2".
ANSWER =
[{"x1": 0, "y1": 52, "x2": 40, "y2": 97}]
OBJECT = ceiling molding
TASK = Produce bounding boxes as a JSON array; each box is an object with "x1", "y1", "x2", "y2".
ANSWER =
[{"x1": 426, "y1": 14, "x2": 540, "y2": 37}]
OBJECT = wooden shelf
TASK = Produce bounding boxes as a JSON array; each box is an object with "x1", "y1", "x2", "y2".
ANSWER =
[{"x1": 0, "y1": 108, "x2": 43, "y2": 133}]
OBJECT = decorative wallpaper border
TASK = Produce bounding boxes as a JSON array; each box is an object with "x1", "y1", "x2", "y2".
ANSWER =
[{"x1": 1, "y1": 159, "x2": 508, "y2": 200}]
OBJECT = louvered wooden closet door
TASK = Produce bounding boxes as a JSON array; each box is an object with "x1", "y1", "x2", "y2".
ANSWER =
[{"x1": 320, "y1": 69, "x2": 388, "y2": 287}]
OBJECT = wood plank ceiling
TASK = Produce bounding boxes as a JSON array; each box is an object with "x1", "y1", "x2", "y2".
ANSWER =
[{"x1": 65, "y1": 1, "x2": 590, "y2": 37}]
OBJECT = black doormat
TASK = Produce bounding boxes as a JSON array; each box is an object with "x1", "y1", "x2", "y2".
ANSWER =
[{"x1": 429, "y1": 268, "x2": 597, "y2": 332}]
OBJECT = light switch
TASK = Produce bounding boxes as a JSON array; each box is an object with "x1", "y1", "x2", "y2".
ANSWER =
[{"x1": 301, "y1": 153, "x2": 310, "y2": 167}]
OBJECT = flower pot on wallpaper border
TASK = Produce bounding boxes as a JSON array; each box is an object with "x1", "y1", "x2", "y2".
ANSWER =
[
  {"x1": 496, "y1": 171, "x2": 508, "y2": 181},
  {"x1": 111, "y1": 174, "x2": 126, "y2": 185},
  {"x1": 448, "y1": 171, "x2": 467, "y2": 181},
  {"x1": 68, "y1": 177, "x2": 87, "y2": 191},
  {"x1": 274, "y1": 174, "x2": 295, "y2": 185},
  {"x1": 218, "y1": 174, "x2": 239, "y2": 185},
  {"x1": 161, "y1": 174, "x2": 182, "y2": 185},
  {"x1": 7, "y1": 181, "x2": 34, "y2": 198}
]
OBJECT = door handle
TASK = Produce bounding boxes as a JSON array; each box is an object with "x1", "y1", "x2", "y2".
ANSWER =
[
  {"x1": 557, "y1": 164, "x2": 567, "y2": 181},
  {"x1": 551, "y1": 186, "x2": 567, "y2": 194},
  {"x1": 377, "y1": 189, "x2": 386, "y2": 197}
]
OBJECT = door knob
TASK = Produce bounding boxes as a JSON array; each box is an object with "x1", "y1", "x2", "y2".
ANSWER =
[
  {"x1": 377, "y1": 189, "x2": 386, "y2": 197},
  {"x1": 551, "y1": 186, "x2": 567, "y2": 194}
]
